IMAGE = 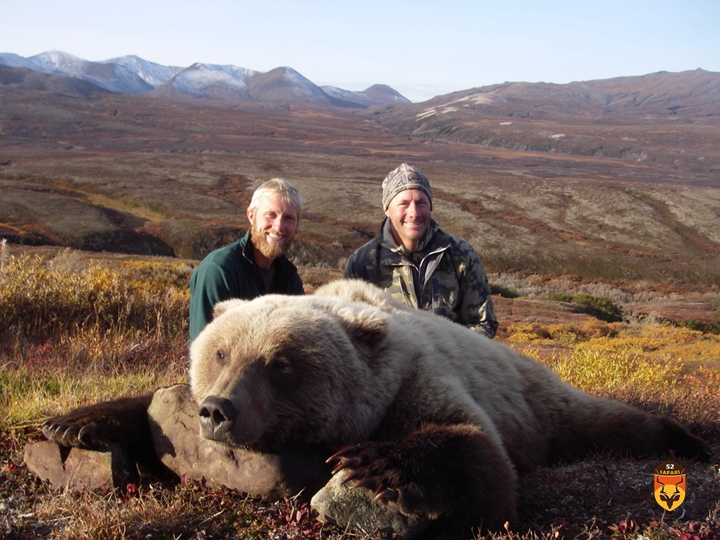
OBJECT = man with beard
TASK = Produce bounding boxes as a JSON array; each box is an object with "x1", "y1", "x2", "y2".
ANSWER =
[{"x1": 189, "y1": 178, "x2": 304, "y2": 342}]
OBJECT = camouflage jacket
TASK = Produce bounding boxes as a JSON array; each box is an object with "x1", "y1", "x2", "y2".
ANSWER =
[{"x1": 344, "y1": 219, "x2": 498, "y2": 338}]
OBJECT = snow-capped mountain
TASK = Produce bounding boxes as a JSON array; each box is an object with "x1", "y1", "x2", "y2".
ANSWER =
[
  {"x1": 105, "y1": 54, "x2": 185, "y2": 91},
  {"x1": 0, "y1": 51, "x2": 183, "y2": 94},
  {"x1": 245, "y1": 67, "x2": 336, "y2": 105},
  {"x1": 0, "y1": 51, "x2": 410, "y2": 107},
  {"x1": 150, "y1": 62, "x2": 256, "y2": 100},
  {"x1": 0, "y1": 52, "x2": 32, "y2": 69}
]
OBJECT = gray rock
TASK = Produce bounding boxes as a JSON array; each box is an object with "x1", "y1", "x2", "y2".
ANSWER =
[
  {"x1": 311, "y1": 471, "x2": 431, "y2": 539},
  {"x1": 148, "y1": 384, "x2": 331, "y2": 500},
  {"x1": 23, "y1": 440, "x2": 138, "y2": 490}
]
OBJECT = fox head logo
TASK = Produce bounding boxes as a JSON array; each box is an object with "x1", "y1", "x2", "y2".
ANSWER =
[{"x1": 653, "y1": 461, "x2": 686, "y2": 511}]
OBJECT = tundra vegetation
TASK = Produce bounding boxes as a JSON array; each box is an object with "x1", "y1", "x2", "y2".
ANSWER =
[{"x1": 1, "y1": 247, "x2": 718, "y2": 540}]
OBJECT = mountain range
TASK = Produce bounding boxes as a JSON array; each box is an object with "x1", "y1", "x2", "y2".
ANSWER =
[
  {"x1": 2, "y1": 51, "x2": 718, "y2": 175},
  {"x1": 0, "y1": 50, "x2": 410, "y2": 107}
]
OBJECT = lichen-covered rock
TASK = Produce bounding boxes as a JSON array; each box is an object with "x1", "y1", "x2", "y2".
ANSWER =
[{"x1": 311, "y1": 471, "x2": 430, "y2": 539}]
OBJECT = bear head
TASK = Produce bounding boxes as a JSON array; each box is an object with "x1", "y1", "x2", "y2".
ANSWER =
[{"x1": 189, "y1": 295, "x2": 397, "y2": 453}]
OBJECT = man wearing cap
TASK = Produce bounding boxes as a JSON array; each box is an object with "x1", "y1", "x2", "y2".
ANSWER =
[
  {"x1": 344, "y1": 163, "x2": 498, "y2": 338},
  {"x1": 189, "y1": 178, "x2": 304, "y2": 342}
]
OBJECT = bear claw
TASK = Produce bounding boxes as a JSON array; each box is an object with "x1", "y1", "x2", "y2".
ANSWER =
[
  {"x1": 351, "y1": 477, "x2": 381, "y2": 491},
  {"x1": 374, "y1": 489, "x2": 399, "y2": 503}
]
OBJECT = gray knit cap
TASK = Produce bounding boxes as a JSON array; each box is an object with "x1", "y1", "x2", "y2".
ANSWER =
[{"x1": 381, "y1": 163, "x2": 433, "y2": 210}]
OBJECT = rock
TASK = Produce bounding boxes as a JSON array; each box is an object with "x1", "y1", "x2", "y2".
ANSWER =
[
  {"x1": 147, "y1": 384, "x2": 331, "y2": 500},
  {"x1": 23, "y1": 440, "x2": 138, "y2": 490},
  {"x1": 311, "y1": 471, "x2": 431, "y2": 538}
]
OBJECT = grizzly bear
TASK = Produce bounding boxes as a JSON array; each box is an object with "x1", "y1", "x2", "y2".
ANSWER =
[{"x1": 42, "y1": 279, "x2": 711, "y2": 538}]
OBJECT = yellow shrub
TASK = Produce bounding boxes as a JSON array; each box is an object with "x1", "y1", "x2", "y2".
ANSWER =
[
  {"x1": 0, "y1": 252, "x2": 189, "y2": 338},
  {"x1": 575, "y1": 323, "x2": 720, "y2": 364},
  {"x1": 518, "y1": 346, "x2": 682, "y2": 402},
  {"x1": 507, "y1": 331, "x2": 546, "y2": 343}
]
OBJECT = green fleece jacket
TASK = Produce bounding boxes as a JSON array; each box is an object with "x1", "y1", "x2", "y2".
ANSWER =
[{"x1": 189, "y1": 231, "x2": 303, "y2": 341}]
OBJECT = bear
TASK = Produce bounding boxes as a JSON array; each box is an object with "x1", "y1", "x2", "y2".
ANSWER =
[{"x1": 42, "y1": 279, "x2": 711, "y2": 539}]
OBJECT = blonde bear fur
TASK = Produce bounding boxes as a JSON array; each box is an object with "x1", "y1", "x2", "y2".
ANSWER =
[{"x1": 188, "y1": 279, "x2": 709, "y2": 537}]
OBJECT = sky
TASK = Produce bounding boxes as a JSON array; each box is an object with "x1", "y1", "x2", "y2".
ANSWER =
[{"x1": 2, "y1": 0, "x2": 719, "y2": 103}]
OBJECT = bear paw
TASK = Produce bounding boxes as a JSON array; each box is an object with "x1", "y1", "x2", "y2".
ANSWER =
[
  {"x1": 41, "y1": 394, "x2": 154, "y2": 452},
  {"x1": 42, "y1": 417, "x2": 106, "y2": 450},
  {"x1": 327, "y1": 441, "x2": 442, "y2": 519}
]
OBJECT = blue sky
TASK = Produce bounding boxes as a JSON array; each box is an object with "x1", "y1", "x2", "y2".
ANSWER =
[{"x1": 2, "y1": 0, "x2": 719, "y2": 102}]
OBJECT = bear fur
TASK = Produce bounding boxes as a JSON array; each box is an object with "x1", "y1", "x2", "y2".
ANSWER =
[{"x1": 43, "y1": 279, "x2": 711, "y2": 538}]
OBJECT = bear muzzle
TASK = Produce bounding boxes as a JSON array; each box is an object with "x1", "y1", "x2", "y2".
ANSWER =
[
  {"x1": 198, "y1": 396, "x2": 239, "y2": 442},
  {"x1": 198, "y1": 394, "x2": 271, "y2": 447}
]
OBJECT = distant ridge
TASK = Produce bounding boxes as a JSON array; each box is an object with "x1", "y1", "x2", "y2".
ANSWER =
[
  {"x1": 369, "y1": 69, "x2": 720, "y2": 159},
  {"x1": 322, "y1": 84, "x2": 410, "y2": 107},
  {"x1": 244, "y1": 67, "x2": 336, "y2": 105},
  {"x1": 0, "y1": 63, "x2": 112, "y2": 98},
  {"x1": 413, "y1": 69, "x2": 720, "y2": 120},
  {"x1": 0, "y1": 51, "x2": 411, "y2": 107}
]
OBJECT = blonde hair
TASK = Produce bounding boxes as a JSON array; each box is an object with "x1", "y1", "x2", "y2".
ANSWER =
[{"x1": 248, "y1": 178, "x2": 304, "y2": 218}]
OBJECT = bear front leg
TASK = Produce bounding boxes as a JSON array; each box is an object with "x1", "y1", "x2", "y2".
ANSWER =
[
  {"x1": 41, "y1": 393, "x2": 162, "y2": 475},
  {"x1": 327, "y1": 423, "x2": 518, "y2": 534}
]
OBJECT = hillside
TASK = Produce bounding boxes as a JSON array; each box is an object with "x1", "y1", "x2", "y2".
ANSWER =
[
  {"x1": 369, "y1": 69, "x2": 720, "y2": 177},
  {"x1": 0, "y1": 67, "x2": 719, "y2": 291}
]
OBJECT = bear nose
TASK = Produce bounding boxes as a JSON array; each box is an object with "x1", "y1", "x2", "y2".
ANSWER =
[{"x1": 198, "y1": 396, "x2": 237, "y2": 441}]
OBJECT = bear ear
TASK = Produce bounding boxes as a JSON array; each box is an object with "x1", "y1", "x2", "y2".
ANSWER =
[
  {"x1": 339, "y1": 307, "x2": 388, "y2": 358},
  {"x1": 212, "y1": 298, "x2": 248, "y2": 319}
]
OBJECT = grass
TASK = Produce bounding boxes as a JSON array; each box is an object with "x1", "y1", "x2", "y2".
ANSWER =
[
  {"x1": 1, "y1": 248, "x2": 719, "y2": 539},
  {"x1": 0, "y1": 250, "x2": 190, "y2": 427}
]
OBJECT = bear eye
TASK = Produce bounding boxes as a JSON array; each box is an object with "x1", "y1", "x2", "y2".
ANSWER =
[{"x1": 216, "y1": 350, "x2": 227, "y2": 365}]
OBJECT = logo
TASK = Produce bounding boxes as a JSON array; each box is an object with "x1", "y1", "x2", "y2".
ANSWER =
[{"x1": 653, "y1": 461, "x2": 686, "y2": 511}]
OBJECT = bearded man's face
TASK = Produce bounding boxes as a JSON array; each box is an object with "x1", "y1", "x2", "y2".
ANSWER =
[{"x1": 247, "y1": 194, "x2": 298, "y2": 264}]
